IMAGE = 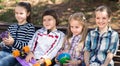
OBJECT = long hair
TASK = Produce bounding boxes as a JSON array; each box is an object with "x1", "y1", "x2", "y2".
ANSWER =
[
  {"x1": 62, "y1": 12, "x2": 88, "y2": 51},
  {"x1": 16, "y1": 2, "x2": 31, "y2": 23}
]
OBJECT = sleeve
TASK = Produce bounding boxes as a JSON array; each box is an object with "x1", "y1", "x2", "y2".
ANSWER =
[
  {"x1": 77, "y1": 44, "x2": 84, "y2": 61},
  {"x1": 84, "y1": 32, "x2": 91, "y2": 52},
  {"x1": 107, "y1": 32, "x2": 119, "y2": 55},
  {"x1": 28, "y1": 30, "x2": 40, "y2": 51},
  {"x1": 7, "y1": 24, "x2": 13, "y2": 33},
  {"x1": 0, "y1": 42, "x2": 6, "y2": 47},
  {"x1": 42, "y1": 32, "x2": 65, "y2": 59},
  {"x1": 78, "y1": 51, "x2": 84, "y2": 61},
  {"x1": 13, "y1": 25, "x2": 35, "y2": 50}
]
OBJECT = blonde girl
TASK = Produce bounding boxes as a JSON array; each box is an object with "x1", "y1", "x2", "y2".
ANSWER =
[{"x1": 55, "y1": 12, "x2": 88, "y2": 66}]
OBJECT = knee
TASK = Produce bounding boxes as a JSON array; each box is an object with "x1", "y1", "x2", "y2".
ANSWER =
[
  {"x1": 0, "y1": 56, "x2": 16, "y2": 66},
  {"x1": 0, "y1": 60, "x2": 7, "y2": 66},
  {"x1": 14, "y1": 62, "x2": 22, "y2": 66}
]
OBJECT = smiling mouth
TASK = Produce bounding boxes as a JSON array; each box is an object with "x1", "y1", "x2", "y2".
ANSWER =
[
  {"x1": 46, "y1": 25, "x2": 49, "y2": 26},
  {"x1": 98, "y1": 23, "x2": 105, "y2": 25}
]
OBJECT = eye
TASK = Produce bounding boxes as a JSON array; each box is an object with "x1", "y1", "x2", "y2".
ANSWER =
[
  {"x1": 48, "y1": 19, "x2": 52, "y2": 21},
  {"x1": 43, "y1": 19, "x2": 46, "y2": 22},
  {"x1": 103, "y1": 17, "x2": 106, "y2": 19},
  {"x1": 15, "y1": 12, "x2": 18, "y2": 14},
  {"x1": 96, "y1": 17, "x2": 100, "y2": 19},
  {"x1": 75, "y1": 26, "x2": 79, "y2": 28},
  {"x1": 20, "y1": 13, "x2": 23, "y2": 15},
  {"x1": 70, "y1": 26, "x2": 73, "y2": 28}
]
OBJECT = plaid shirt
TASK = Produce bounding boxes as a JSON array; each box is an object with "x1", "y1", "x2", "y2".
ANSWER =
[
  {"x1": 84, "y1": 27, "x2": 119, "y2": 65},
  {"x1": 57, "y1": 35, "x2": 84, "y2": 66},
  {"x1": 63, "y1": 35, "x2": 84, "y2": 61}
]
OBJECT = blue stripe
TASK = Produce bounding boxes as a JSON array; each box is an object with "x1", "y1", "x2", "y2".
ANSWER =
[{"x1": 8, "y1": 23, "x2": 35, "y2": 50}]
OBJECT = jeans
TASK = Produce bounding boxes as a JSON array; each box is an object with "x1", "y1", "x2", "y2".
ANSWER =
[{"x1": 0, "y1": 51, "x2": 17, "y2": 66}]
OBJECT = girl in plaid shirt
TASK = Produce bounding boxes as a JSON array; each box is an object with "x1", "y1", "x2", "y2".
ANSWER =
[
  {"x1": 55, "y1": 12, "x2": 88, "y2": 66},
  {"x1": 84, "y1": 5, "x2": 119, "y2": 66}
]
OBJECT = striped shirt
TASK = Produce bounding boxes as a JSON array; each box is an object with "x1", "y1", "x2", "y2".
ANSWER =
[
  {"x1": 2, "y1": 23, "x2": 35, "y2": 51},
  {"x1": 84, "y1": 27, "x2": 119, "y2": 65},
  {"x1": 28, "y1": 27, "x2": 65, "y2": 59}
]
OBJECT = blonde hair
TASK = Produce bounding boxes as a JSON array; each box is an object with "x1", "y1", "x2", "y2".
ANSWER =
[{"x1": 62, "y1": 12, "x2": 88, "y2": 52}]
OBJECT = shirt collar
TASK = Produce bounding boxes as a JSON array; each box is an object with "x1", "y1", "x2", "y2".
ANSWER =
[
  {"x1": 72, "y1": 35, "x2": 82, "y2": 40},
  {"x1": 43, "y1": 27, "x2": 58, "y2": 33},
  {"x1": 94, "y1": 26, "x2": 113, "y2": 33}
]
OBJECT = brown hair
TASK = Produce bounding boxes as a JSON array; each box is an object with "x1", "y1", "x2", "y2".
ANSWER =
[
  {"x1": 42, "y1": 9, "x2": 59, "y2": 26},
  {"x1": 95, "y1": 5, "x2": 112, "y2": 18},
  {"x1": 16, "y1": 2, "x2": 31, "y2": 23}
]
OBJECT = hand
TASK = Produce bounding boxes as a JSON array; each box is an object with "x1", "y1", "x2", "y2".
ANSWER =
[
  {"x1": 85, "y1": 61, "x2": 90, "y2": 66},
  {"x1": 63, "y1": 59, "x2": 81, "y2": 66},
  {"x1": 3, "y1": 35, "x2": 14, "y2": 46},
  {"x1": 25, "y1": 52, "x2": 34, "y2": 62},
  {"x1": 55, "y1": 57, "x2": 60, "y2": 64},
  {"x1": 101, "y1": 64, "x2": 106, "y2": 66},
  {"x1": 86, "y1": 64, "x2": 90, "y2": 66},
  {"x1": 85, "y1": 63, "x2": 90, "y2": 66},
  {"x1": 36, "y1": 58, "x2": 45, "y2": 64}
]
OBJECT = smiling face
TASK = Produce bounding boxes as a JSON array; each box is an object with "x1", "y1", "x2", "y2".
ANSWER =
[
  {"x1": 69, "y1": 19, "x2": 83, "y2": 36},
  {"x1": 15, "y1": 6, "x2": 29, "y2": 25},
  {"x1": 95, "y1": 11, "x2": 110, "y2": 30},
  {"x1": 43, "y1": 15, "x2": 56, "y2": 31}
]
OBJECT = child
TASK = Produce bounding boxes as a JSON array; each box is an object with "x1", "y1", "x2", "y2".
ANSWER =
[
  {"x1": 24, "y1": 9, "x2": 65, "y2": 65},
  {"x1": 0, "y1": 2, "x2": 35, "y2": 66},
  {"x1": 84, "y1": 5, "x2": 119, "y2": 66},
  {"x1": 55, "y1": 12, "x2": 88, "y2": 66}
]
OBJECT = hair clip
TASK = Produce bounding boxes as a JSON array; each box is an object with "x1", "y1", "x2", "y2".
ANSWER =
[{"x1": 83, "y1": 16, "x2": 86, "y2": 20}]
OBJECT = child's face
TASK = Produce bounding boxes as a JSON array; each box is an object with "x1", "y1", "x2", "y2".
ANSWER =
[
  {"x1": 70, "y1": 19, "x2": 83, "y2": 36},
  {"x1": 15, "y1": 6, "x2": 29, "y2": 24},
  {"x1": 95, "y1": 11, "x2": 110, "y2": 29},
  {"x1": 43, "y1": 15, "x2": 56, "y2": 31}
]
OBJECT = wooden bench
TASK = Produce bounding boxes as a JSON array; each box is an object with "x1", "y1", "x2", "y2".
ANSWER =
[
  {"x1": 113, "y1": 29, "x2": 120, "y2": 66},
  {"x1": 0, "y1": 24, "x2": 120, "y2": 66}
]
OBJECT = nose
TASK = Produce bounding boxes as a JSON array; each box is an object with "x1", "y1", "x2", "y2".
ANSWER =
[{"x1": 99, "y1": 18, "x2": 103, "y2": 22}]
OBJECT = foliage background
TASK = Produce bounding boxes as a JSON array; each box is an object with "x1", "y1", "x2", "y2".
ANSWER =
[{"x1": 0, "y1": 0, "x2": 120, "y2": 29}]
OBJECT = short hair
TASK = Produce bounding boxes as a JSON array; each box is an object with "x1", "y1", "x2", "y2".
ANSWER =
[
  {"x1": 42, "y1": 9, "x2": 59, "y2": 25},
  {"x1": 95, "y1": 5, "x2": 112, "y2": 18}
]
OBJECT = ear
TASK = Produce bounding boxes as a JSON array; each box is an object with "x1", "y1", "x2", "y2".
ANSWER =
[
  {"x1": 108, "y1": 17, "x2": 112, "y2": 23},
  {"x1": 27, "y1": 12, "x2": 30, "y2": 17}
]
